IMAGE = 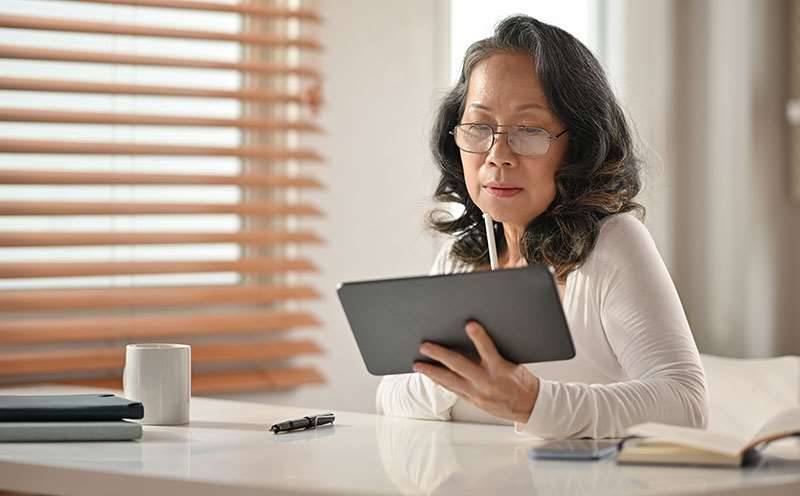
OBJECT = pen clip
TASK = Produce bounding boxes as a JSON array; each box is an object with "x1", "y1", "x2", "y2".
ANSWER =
[
  {"x1": 306, "y1": 413, "x2": 334, "y2": 429},
  {"x1": 309, "y1": 413, "x2": 335, "y2": 429}
]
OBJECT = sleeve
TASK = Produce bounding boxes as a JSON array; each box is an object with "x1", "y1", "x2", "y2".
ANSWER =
[
  {"x1": 514, "y1": 214, "x2": 709, "y2": 438},
  {"x1": 375, "y1": 239, "x2": 460, "y2": 420}
]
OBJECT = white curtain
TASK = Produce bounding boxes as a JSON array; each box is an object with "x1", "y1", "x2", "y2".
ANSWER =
[{"x1": 604, "y1": 0, "x2": 797, "y2": 358}]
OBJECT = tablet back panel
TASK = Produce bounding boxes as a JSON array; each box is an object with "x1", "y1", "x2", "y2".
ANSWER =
[{"x1": 337, "y1": 265, "x2": 575, "y2": 375}]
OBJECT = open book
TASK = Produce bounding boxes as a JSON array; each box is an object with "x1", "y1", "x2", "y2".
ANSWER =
[{"x1": 617, "y1": 406, "x2": 800, "y2": 467}]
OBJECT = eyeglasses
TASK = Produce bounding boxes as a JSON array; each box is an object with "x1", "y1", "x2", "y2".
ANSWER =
[{"x1": 449, "y1": 123, "x2": 568, "y2": 157}]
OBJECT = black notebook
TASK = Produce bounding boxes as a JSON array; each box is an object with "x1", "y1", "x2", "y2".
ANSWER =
[{"x1": 0, "y1": 394, "x2": 144, "y2": 422}]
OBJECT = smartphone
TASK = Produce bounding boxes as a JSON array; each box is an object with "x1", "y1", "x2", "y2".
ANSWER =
[{"x1": 529, "y1": 439, "x2": 622, "y2": 460}]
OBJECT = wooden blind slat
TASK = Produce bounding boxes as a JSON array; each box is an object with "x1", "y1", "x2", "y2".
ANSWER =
[
  {"x1": 57, "y1": 366, "x2": 326, "y2": 394},
  {"x1": 0, "y1": 14, "x2": 322, "y2": 49},
  {"x1": 72, "y1": 0, "x2": 322, "y2": 21},
  {"x1": 0, "y1": 77, "x2": 309, "y2": 103},
  {"x1": 0, "y1": 201, "x2": 322, "y2": 216},
  {"x1": 0, "y1": 108, "x2": 323, "y2": 131},
  {"x1": 0, "y1": 257, "x2": 318, "y2": 278},
  {"x1": 0, "y1": 339, "x2": 322, "y2": 376},
  {"x1": 190, "y1": 340, "x2": 322, "y2": 363},
  {"x1": 0, "y1": 230, "x2": 324, "y2": 247},
  {"x1": 0, "y1": 285, "x2": 321, "y2": 312},
  {"x1": 0, "y1": 170, "x2": 324, "y2": 188},
  {"x1": 0, "y1": 2, "x2": 327, "y2": 396},
  {"x1": 0, "y1": 45, "x2": 321, "y2": 77},
  {"x1": 0, "y1": 310, "x2": 322, "y2": 344},
  {"x1": 191, "y1": 367, "x2": 326, "y2": 394},
  {"x1": 0, "y1": 139, "x2": 324, "y2": 160}
]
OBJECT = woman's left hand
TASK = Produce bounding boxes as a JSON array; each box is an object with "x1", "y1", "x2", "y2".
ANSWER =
[{"x1": 413, "y1": 320, "x2": 540, "y2": 424}]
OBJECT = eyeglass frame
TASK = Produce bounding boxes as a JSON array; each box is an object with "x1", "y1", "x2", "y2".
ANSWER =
[{"x1": 449, "y1": 123, "x2": 569, "y2": 157}]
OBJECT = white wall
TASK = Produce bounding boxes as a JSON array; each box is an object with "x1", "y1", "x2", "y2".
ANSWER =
[
  {"x1": 223, "y1": 0, "x2": 451, "y2": 413},
  {"x1": 603, "y1": 0, "x2": 677, "y2": 268}
]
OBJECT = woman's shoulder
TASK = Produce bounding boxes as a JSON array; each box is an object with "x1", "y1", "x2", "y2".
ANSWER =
[
  {"x1": 596, "y1": 210, "x2": 649, "y2": 240},
  {"x1": 584, "y1": 211, "x2": 658, "y2": 270}
]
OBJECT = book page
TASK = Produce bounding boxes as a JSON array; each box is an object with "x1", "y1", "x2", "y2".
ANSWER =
[
  {"x1": 617, "y1": 440, "x2": 740, "y2": 466},
  {"x1": 625, "y1": 422, "x2": 747, "y2": 458},
  {"x1": 746, "y1": 406, "x2": 800, "y2": 453}
]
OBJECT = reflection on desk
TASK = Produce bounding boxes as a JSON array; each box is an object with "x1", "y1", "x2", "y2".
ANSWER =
[{"x1": 375, "y1": 415, "x2": 800, "y2": 496}]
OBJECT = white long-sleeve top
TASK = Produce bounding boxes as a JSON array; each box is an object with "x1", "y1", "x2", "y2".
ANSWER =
[{"x1": 376, "y1": 212, "x2": 708, "y2": 439}]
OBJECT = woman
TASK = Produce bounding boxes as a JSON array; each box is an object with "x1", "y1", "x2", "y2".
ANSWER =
[{"x1": 375, "y1": 15, "x2": 708, "y2": 439}]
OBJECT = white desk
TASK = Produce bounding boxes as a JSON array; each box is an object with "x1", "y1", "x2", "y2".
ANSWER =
[{"x1": 1, "y1": 385, "x2": 799, "y2": 496}]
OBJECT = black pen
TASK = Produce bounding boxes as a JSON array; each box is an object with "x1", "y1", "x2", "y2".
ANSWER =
[{"x1": 270, "y1": 413, "x2": 335, "y2": 433}]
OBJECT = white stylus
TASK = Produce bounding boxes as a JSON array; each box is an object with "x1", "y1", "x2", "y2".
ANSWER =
[{"x1": 483, "y1": 212, "x2": 499, "y2": 270}]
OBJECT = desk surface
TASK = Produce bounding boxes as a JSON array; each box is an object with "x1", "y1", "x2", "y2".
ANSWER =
[{"x1": 0, "y1": 385, "x2": 799, "y2": 496}]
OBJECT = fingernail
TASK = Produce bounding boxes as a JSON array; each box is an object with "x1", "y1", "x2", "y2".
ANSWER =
[
  {"x1": 412, "y1": 364, "x2": 421, "y2": 372},
  {"x1": 419, "y1": 344, "x2": 429, "y2": 354}
]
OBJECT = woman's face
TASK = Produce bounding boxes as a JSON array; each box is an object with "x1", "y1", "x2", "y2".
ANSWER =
[{"x1": 459, "y1": 52, "x2": 569, "y2": 228}]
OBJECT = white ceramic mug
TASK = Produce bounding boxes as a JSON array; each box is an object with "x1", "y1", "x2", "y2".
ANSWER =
[{"x1": 123, "y1": 343, "x2": 191, "y2": 425}]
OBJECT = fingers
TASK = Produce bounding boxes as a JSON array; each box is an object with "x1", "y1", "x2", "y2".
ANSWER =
[
  {"x1": 413, "y1": 362, "x2": 471, "y2": 398},
  {"x1": 414, "y1": 322, "x2": 531, "y2": 423},
  {"x1": 418, "y1": 341, "x2": 484, "y2": 383},
  {"x1": 465, "y1": 321, "x2": 503, "y2": 364}
]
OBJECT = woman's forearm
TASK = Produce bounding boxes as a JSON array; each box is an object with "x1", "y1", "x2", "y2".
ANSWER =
[{"x1": 514, "y1": 368, "x2": 708, "y2": 439}]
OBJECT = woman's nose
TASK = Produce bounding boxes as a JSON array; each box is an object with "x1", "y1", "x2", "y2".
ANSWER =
[{"x1": 486, "y1": 132, "x2": 517, "y2": 168}]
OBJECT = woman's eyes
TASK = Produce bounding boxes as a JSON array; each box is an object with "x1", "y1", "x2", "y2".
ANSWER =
[
  {"x1": 517, "y1": 126, "x2": 546, "y2": 135},
  {"x1": 464, "y1": 124, "x2": 493, "y2": 135},
  {"x1": 461, "y1": 124, "x2": 547, "y2": 136}
]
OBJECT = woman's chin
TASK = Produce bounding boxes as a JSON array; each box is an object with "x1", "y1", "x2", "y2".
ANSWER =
[
  {"x1": 482, "y1": 212, "x2": 532, "y2": 228},
  {"x1": 478, "y1": 196, "x2": 550, "y2": 227},
  {"x1": 477, "y1": 202, "x2": 524, "y2": 222}
]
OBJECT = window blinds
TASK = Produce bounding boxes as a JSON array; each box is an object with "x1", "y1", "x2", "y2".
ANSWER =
[{"x1": 0, "y1": 0, "x2": 326, "y2": 393}]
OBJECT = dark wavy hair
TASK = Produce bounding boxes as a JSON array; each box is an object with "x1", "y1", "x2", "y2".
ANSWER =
[{"x1": 427, "y1": 15, "x2": 646, "y2": 284}]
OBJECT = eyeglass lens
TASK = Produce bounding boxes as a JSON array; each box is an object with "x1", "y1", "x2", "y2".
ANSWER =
[{"x1": 454, "y1": 124, "x2": 552, "y2": 156}]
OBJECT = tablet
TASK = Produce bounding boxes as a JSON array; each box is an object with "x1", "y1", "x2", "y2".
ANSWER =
[{"x1": 336, "y1": 265, "x2": 575, "y2": 375}]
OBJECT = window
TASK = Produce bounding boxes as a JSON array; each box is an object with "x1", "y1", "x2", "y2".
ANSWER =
[
  {"x1": 450, "y1": 0, "x2": 604, "y2": 83},
  {"x1": 0, "y1": 0, "x2": 326, "y2": 394}
]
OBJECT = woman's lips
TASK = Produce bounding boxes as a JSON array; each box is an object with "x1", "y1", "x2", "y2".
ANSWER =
[{"x1": 484, "y1": 186, "x2": 523, "y2": 198}]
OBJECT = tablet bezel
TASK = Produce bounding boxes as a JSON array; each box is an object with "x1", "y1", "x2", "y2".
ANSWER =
[{"x1": 336, "y1": 264, "x2": 575, "y2": 376}]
